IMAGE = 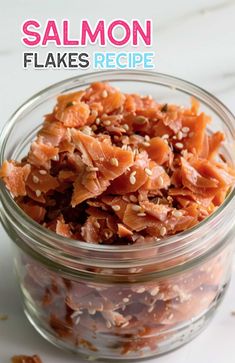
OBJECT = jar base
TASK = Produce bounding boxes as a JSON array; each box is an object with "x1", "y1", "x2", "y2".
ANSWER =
[{"x1": 22, "y1": 281, "x2": 228, "y2": 362}]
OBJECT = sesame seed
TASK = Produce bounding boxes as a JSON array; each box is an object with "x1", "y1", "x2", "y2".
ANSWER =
[
  {"x1": 39, "y1": 170, "x2": 47, "y2": 175},
  {"x1": 181, "y1": 149, "x2": 188, "y2": 158},
  {"x1": 168, "y1": 313, "x2": 174, "y2": 320},
  {"x1": 144, "y1": 135, "x2": 150, "y2": 141},
  {"x1": 101, "y1": 90, "x2": 108, "y2": 98},
  {"x1": 142, "y1": 141, "x2": 150, "y2": 147},
  {"x1": 52, "y1": 155, "x2": 59, "y2": 161},
  {"x1": 144, "y1": 168, "x2": 152, "y2": 176},
  {"x1": 94, "y1": 221, "x2": 100, "y2": 228},
  {"x1": 122, "y1": 145, "x2": 127, "y2": 150},
  {"x1": 136, "y1": 287, "x2": 145, "y2": 293},
  {"x1": 162, "y1": 134, "x2": 169, "y2": 140},
  {"x1": 132, "y1": 204, "x2": 142, "y2": 211},
  {"x1": 148, "y1": 305, "x2": 154, "y2": 313},
  {"x1": 96, "y1": 118, "x2": 100, "y2": 125},
  {"x1": 104, "y1": 230, "x2": 113, "y2": 239},
  {"x1": 82, "y1": 126, "x2": 92, "y2": 135},
  {"x1": 150, "y1": 286, "x2": 159, "y2": 296},
  {"x1": 106, "y1": 321, "x2": 112, "y2": 328},
  {"x1": 121, "y1": 136, "x2": 129, "y2": 144},
  {"x1": 137, "y1": 212, "x2": 146, "y2": 217},
  {"x1": 112, "y1": 205, "x2": 121, "y2": 211},
  {"x1": 134, "y1": 116, "x2": 148, "y2": 124},
  {"x1": 103, "y1": 120, "x2": 111, "y2": 126},
  {"x1": 110, "y1": 157, "x2": 119, "y2": 167},
  {"x1": 173, "y1": 136, "x2": 177, "y2": 140},
  {"x1": 177, "y1": 131, "x2": 183, "y2": 140},
  {"x1": 129, "y1": 175, "x2": 136, "y2": 185},
  {"x1": 91, "y1": 125, "x2": 97, "y2": 131},
  {"x1": 122, "y1": 196, "x2": 130, "y2": 202},
  {"x1": 35, "y1": 189, "x2": 41, "y2": 197},
  {"x1": 121, "y1": 321, "x2": 130, "y2": 328},
  {"x1": 87, "y1": 166, "x2": 99, "y2": 172},
  {"x1": 175, "y1": 142, "x2": 184, "y2": 149},
  {"x1": 163, "y1": 139, "x2": 169, "y2": 145},
  {"x1": 160, "y1": 226, "x2": 167, "y2": 236},
  {"x1": 123, "y1": 297, "x2": 129, "y2": 303},
  {"x1": 123, "y1": 124, "x2": 129, "y2": 131},
  {"x1": 75, "y1": 316, "x2": 81, "y2": 325},
  {"x1": 158, "y1": 176, "x2": 164, "y2": 187},
  {"x1": 32, "y1": 176, "x2": 39, "y2": 184},
  {"x1": 172, "y1": 210, "x2": 183, "y2": 217},
  {"x1": 129, "y1": 195, "x2": 138, "y2": 203},
  {"x1": 182, "y1": 127, "x2": 190, "y2": 133}
]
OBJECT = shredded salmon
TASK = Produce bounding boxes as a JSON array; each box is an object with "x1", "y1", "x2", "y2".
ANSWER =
[{"x1": 1, "y1": 82, "x2": 234, "y2": 243}]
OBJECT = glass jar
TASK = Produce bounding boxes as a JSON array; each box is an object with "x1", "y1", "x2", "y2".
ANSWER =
[{"x1": 1, "y1": 71, "x2": 235, "y2": 361}]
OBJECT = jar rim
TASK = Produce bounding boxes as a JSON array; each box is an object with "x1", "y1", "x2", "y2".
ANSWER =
[{"x1": 1, "y1": 70, "x2": 235, "y2": 256}]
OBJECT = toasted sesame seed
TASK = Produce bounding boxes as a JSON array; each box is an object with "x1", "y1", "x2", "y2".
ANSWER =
[
  {"x1": 39, "y1": 170, "x2": 47, "y2": 175},
  {"x1": 160, "y1": 226, "x2": 167, "y2": 236},
  {"x1": 110, "y1": 157, "x2": 119, "y2": 167},
  {"x1": 123, "y1": 124, "x2": 129, "y2": 131},
  {"x1": 172, "y1": 210, "x2": 183, "y2": 217},
  {"x1": 35, "y1": 189, "x2": 41, "y2": 197},
  {"x1": 144, "y1": 168, "x2": 152, "y2": 176},
  {"x1": 162, "y1": 134, "x2": 169, "y2": 139},
  {"x1": 91, "y1": 125, "x2": 97, "y2": 131},
  {"x1": 123, "y1": 297, "x2": 129, "y2": 303},
  {"x1": 173, "y1": 136, "x2": 177, "y2": 140},
  {"x1": 134, "y1": 116, "x2": 148, "y2": 124},
  {"x1": 112, "y1": 205, "x2": 121, "y2": 211},
  {"x1": 103, "y1": 120, "x2": 111, "y2": 126},
  {"x1": 101, "y1": 90, "x2": 108, "y2": 98},
  {"x1": 137, "y1": 212, "x2": 146, "y2": 217},
  {"x1": 33, "y1": 175, "x2": 39, "y2": 184},
  {"x1": 129, "y1": 195, "x2": 138, "y2": 203},
  {"x1": 150, "y1": 286, "x2": 159, "y2": 296},
  {"x1": 175, "y1": 142, "x2": 184, "y2": 149},
  {"x1": 96, "y1": 118, "x2": 100, "y2": 125},
  {"x1": 177, "y1": 131, "x2": 183, "y2": 140},
  {"x1": 52, "y1": 155, "x2": 59, "y2": 161},
  {"x1": 182, "y1": 127, "x2": 190, "y2": 133},
  {"x1": 132, "y1": 204, "x2": 142, "y2": 211}
]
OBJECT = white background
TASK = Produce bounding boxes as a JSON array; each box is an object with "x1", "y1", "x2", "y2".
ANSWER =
[{"x1": 0, "y1": 0, "x2": 235, "y2": 362}]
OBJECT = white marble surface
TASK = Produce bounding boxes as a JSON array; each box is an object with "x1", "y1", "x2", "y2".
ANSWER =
[{"x1": 1, "y1": 0, "x2": 235, "y2": 362}]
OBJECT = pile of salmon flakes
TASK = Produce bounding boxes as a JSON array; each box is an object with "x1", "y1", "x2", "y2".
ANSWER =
[{"x1": 1, "y1": 82, "x2": 235, "y2": 244}]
